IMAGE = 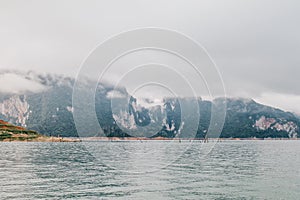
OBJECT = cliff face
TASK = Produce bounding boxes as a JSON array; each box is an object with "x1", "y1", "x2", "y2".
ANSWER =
[
  {"x1": 0, "y1": 95, "x2": 30, "y2": 127},
  {"x1": 255, "y1": 116, "x2": 298, "y2": 138}
]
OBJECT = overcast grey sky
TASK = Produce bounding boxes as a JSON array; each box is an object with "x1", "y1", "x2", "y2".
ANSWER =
[{"x1": 0, "y1": 0, "x2": 300, "y2": 113}]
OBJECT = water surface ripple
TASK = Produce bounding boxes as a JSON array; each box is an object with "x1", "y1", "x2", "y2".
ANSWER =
[{"x1": 0, "y1": 141, "x2": 299, "y2": 199}]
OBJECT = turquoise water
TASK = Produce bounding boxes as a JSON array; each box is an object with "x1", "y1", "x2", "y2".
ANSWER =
[{"x1": 0, "y1": 140, "x2": 299, "y2": 199}]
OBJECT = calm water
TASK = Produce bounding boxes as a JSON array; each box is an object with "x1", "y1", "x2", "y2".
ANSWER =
[{"x1": 0, "y1": 140, "x2": 299, "y2": 199}]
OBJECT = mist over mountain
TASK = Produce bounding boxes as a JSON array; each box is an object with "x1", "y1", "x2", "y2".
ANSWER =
[{"x1": 0, "y1": 71, "x2": 299, "y2": 138}]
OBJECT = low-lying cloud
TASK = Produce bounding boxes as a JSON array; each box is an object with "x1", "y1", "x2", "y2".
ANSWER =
[{"x1": 0, "y1": 73, "x2": 46, "y2": 94}]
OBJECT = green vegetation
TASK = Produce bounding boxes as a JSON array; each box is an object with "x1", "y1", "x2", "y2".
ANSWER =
[
  {"x1": 0, "y1": 120, "x2": 40, "y2": 141},
  {"x1": 0, "y1": 132, "x2": 12, "y2": 141},
  {"x1": 1, "y1": 75, "x2": 299, "y2": 139}
]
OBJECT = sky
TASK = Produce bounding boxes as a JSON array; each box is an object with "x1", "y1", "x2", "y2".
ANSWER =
[{"x1": 0, "y1": 0, "x2": 300, "y2": 113}]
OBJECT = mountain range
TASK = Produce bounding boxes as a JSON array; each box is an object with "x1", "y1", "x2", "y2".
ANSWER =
[{"x1": 0, "y1": 71, "x2": 299, "y2": 138}]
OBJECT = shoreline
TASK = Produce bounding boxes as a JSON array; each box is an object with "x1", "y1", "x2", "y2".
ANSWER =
[
  {"x1": 78, "y1": 137, "x2": 299, "y2": 142},
  {"x1": 1, "y1": 136, "x2": 81, "y2": 142},
  {"x1": 1, "y1": 136, "x2": 298, "y2": 142}
]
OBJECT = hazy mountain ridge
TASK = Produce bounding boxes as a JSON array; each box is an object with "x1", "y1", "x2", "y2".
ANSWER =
[
  {"x1": 214, "y1": 98, "x2": 299, "y2": 138},
  {"x1": 0, "y1": 71, "x2": 299, "y2": 138}
]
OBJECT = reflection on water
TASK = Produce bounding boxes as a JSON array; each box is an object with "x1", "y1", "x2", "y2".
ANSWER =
[{"x1": 0, "y1": 141, "x2": 299, "y2": 199}]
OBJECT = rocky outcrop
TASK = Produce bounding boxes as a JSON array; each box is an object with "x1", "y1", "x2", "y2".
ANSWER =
[
  {"x1": 255, "y1": 116, "x2": 298, "y2": 138},
  {"x1": 0, "y1": 95, "x2": 30, "y2": 127}
]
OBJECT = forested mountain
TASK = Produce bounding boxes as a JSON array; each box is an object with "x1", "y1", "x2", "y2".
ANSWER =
[{"x1": 0, "y1": 71, "x2": 299, "y2": 138}]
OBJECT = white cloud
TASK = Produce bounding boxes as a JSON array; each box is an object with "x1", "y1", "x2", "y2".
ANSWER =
[
  {"x1": 106, "y1": 90, "x2": 126, "y2": 99},
  {"x1": 255, "y1": 93, "x2": 300, "y2": 115},
  {"x1": 0, "y1": 0, "x2": 299, "y2": 112},
  {"x1": 0, "y1": 73, "x2": 46, "y2": 94}
]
